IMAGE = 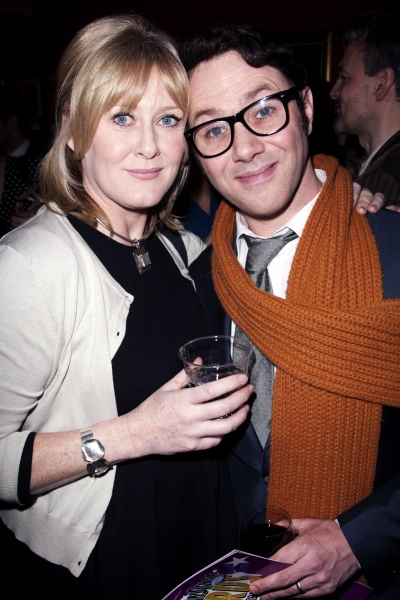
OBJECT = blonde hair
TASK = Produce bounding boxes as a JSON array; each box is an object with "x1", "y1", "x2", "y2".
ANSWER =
[{"x1": 39, "y1": 14, "x2": 189, "y2": 235}]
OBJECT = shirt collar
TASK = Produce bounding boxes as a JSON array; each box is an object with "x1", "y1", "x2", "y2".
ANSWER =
[
  {"x1": 236, "y1": 168, "x2": 327, "y2": 241},
  {"x1": 10, "y1": 138, "x2": 30, "y2": 157}
]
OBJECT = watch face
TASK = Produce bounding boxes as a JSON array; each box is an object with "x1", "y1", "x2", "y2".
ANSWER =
[
  {"x1": 87, "y1": 459, "x2": 111, "y2": 477},
  {"x1": 82, "y1": 438, "x2": 105, "y2": 462}
]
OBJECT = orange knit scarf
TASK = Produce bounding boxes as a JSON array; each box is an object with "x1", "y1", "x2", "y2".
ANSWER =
[{"x1": 212, "y1": 155, "x2": 400, "y2": 519}]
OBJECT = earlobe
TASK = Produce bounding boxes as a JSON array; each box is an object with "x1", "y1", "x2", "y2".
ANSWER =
[
  {"x1": 302, "y1": 87, "x2": 314, "y2": 135},
  {"x1": 66, "y1": 137, "x2": 74, "y2": 151}
]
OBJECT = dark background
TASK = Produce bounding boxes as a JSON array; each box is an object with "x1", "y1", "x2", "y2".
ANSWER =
[{"x1": 1, "y1": 0, "x2": 398, "y2": 155}]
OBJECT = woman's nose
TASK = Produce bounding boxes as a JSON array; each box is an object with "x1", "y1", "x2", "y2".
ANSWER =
[{"x1": 134, "y1": 124, "x2": 160, "y2": 159}]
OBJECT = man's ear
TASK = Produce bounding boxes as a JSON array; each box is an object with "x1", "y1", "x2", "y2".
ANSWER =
[
  {"x1": 375, "y1": 68, "x2": 395, "y2": 101},
  {"x1": 302, "y1": 87, "x2": 314, "y2": 136}
]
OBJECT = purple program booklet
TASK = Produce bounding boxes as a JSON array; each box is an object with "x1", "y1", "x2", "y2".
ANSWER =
[{"x1": 162, "y1": 549, "x2": 373, "y2": 600}]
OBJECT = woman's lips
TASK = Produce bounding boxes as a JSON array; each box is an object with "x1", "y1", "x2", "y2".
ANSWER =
[
  {"x1": 235, "y1": 162, "x2": 277, "y2": 185},
  {"x1": 127, "y1": 168, "x2": 162, "y2": 180}
]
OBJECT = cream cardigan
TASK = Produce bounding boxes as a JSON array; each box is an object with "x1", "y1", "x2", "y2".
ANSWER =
[{"x1": 0, "y1": 206, "x2": 204, "y2": 576}]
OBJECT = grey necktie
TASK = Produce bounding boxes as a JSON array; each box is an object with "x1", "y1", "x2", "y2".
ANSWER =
[{"x1": 236, "y1": 229, "x2": 298, "y2": 447}]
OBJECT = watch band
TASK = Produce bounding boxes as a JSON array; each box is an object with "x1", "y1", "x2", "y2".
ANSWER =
[
  {"x1": 80, "y1": 426, "x2": 94, "y2": 445},
  {"x1": 80, "y1": 427, "x2": 111, "y2": 477}
]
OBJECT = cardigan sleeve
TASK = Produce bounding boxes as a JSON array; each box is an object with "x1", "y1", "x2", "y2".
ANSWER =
[
  {"x1": 17, "y1": 432, "x2": 36, "y2": 505},
  {"x1": 0, "y1": 245, "x2": 56, "y2": 504}
]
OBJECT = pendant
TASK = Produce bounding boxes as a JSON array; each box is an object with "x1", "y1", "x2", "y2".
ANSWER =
[
  {"x1": 95, "y1": 218, "x2": 151, "y2": 273},
  {"x1": 133, "y1": 242, "x2": 151, "y2": 274}
]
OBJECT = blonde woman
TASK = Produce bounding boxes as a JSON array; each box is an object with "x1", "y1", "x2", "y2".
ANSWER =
[{"x1": 0, "y1": 15, "x2": 252, "y2": 599}]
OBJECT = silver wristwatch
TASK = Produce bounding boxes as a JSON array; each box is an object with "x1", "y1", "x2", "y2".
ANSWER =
[{"x1": 80, "y1": 427, "x2": 111, "y2": 477}]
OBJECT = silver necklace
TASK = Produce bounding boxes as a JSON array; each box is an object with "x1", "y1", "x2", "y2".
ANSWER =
[{"x1": 96, "y1": 218, "x2": 151, "y2": 274}]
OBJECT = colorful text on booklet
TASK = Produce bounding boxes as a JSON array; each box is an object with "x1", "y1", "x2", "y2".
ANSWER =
[{"x1": 162, "y1": 550, "x2": 373, "y2": 600}]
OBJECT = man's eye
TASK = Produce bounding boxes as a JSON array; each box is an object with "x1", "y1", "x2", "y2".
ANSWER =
[
  {"x1": 205, "y1": 125, "x2": 226, "y2": 139},
  {"x1": 256, "y1": 106, "x2": 273, "y2": 119}
]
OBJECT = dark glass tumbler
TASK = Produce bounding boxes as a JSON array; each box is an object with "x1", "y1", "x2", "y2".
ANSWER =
[{"x1": 240, "y1": 505, "x2": 295, "y2": 558}]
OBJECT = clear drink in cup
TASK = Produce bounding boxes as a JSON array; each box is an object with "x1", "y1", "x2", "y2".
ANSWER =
[{"x1": 178, "y1": 335, "x2": 253, "y2": 415}]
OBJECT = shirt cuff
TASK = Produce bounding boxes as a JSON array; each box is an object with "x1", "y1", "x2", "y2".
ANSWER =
[
  {"x1": 335, "y1": 518, "x2": 362, "y2": 569},
  {"x1": 17, "y1": 432, "x2": 36, "y2": 505}
]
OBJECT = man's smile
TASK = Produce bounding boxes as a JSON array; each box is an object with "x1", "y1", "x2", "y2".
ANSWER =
[{"x1": 234, "y1": 162, "x2": 278, "y2": 186}]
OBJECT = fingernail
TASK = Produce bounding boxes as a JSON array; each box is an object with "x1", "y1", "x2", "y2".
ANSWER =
[{"x1": 238, "y1": 374, "x2": 248, "y2": 385}]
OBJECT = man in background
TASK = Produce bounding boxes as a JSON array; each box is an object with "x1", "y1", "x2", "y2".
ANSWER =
[
  {"x1": 331, "y1": 10, "x2": 400, "y2": 208},
  {"x1": 0, "y1": 86, "x2": 43, "y2": 236},
  {"x1": 182, "y1": 25, "x2": 400, "y2": 599}
]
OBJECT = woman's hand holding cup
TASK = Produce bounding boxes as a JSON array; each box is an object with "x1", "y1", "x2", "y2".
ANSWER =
[{"x1": 123, "y1": 368, "x2": 252, "y2": 458}]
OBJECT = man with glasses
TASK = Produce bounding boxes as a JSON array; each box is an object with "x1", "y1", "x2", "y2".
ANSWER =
[{"x1": 181, "y1": 26, "x2": 400, "y2": 599}]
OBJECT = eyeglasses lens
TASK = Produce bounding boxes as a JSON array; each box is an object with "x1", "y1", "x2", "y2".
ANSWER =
[
  {"x1": 245, "y1": 98, "x2": 286, "y2": 135},
  {"x1": 193, "y1": 97, "x2": 287, "y2": 157},
  {"x1": 193, "y1": 121, "x2": 231, "y2": 158}
]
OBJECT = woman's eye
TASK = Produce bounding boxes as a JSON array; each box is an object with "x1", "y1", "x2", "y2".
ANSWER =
[
  {"x1": 159, "y1": 114, "x2": 181, "y2": 127},
  {"x1": 114, "y1": 113, "x2": 132, "y2": 126}
]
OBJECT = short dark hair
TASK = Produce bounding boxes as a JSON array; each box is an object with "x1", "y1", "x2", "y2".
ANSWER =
[
  {"x1": 180, "y1": 24, "x2": 307, "y2": 89},
  {"x1": 179, "y1": 24, "x2": 308, "y2": 131},
  {"x1": 342, "y1": 10, "x2": 400, "y2": 99}
]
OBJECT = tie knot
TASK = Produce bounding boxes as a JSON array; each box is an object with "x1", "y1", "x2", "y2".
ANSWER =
[{"x1": 243, "y1": 229, "x2": 298, "y2": 287}]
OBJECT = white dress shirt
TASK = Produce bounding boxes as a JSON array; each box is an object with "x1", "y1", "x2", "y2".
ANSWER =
[{"x1": 231, "y1": 168, "x2": 327, "y2": 336}]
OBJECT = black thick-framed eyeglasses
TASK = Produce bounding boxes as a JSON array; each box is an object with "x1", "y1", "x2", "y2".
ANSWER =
[{"x1": 185, "y1": 87, "x2": 301, "y2": 158}]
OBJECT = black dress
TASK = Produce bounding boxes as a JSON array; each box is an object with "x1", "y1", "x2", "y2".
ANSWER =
[{"x1": 1, "y1": 220, "x2": 238, "y2": 600}]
